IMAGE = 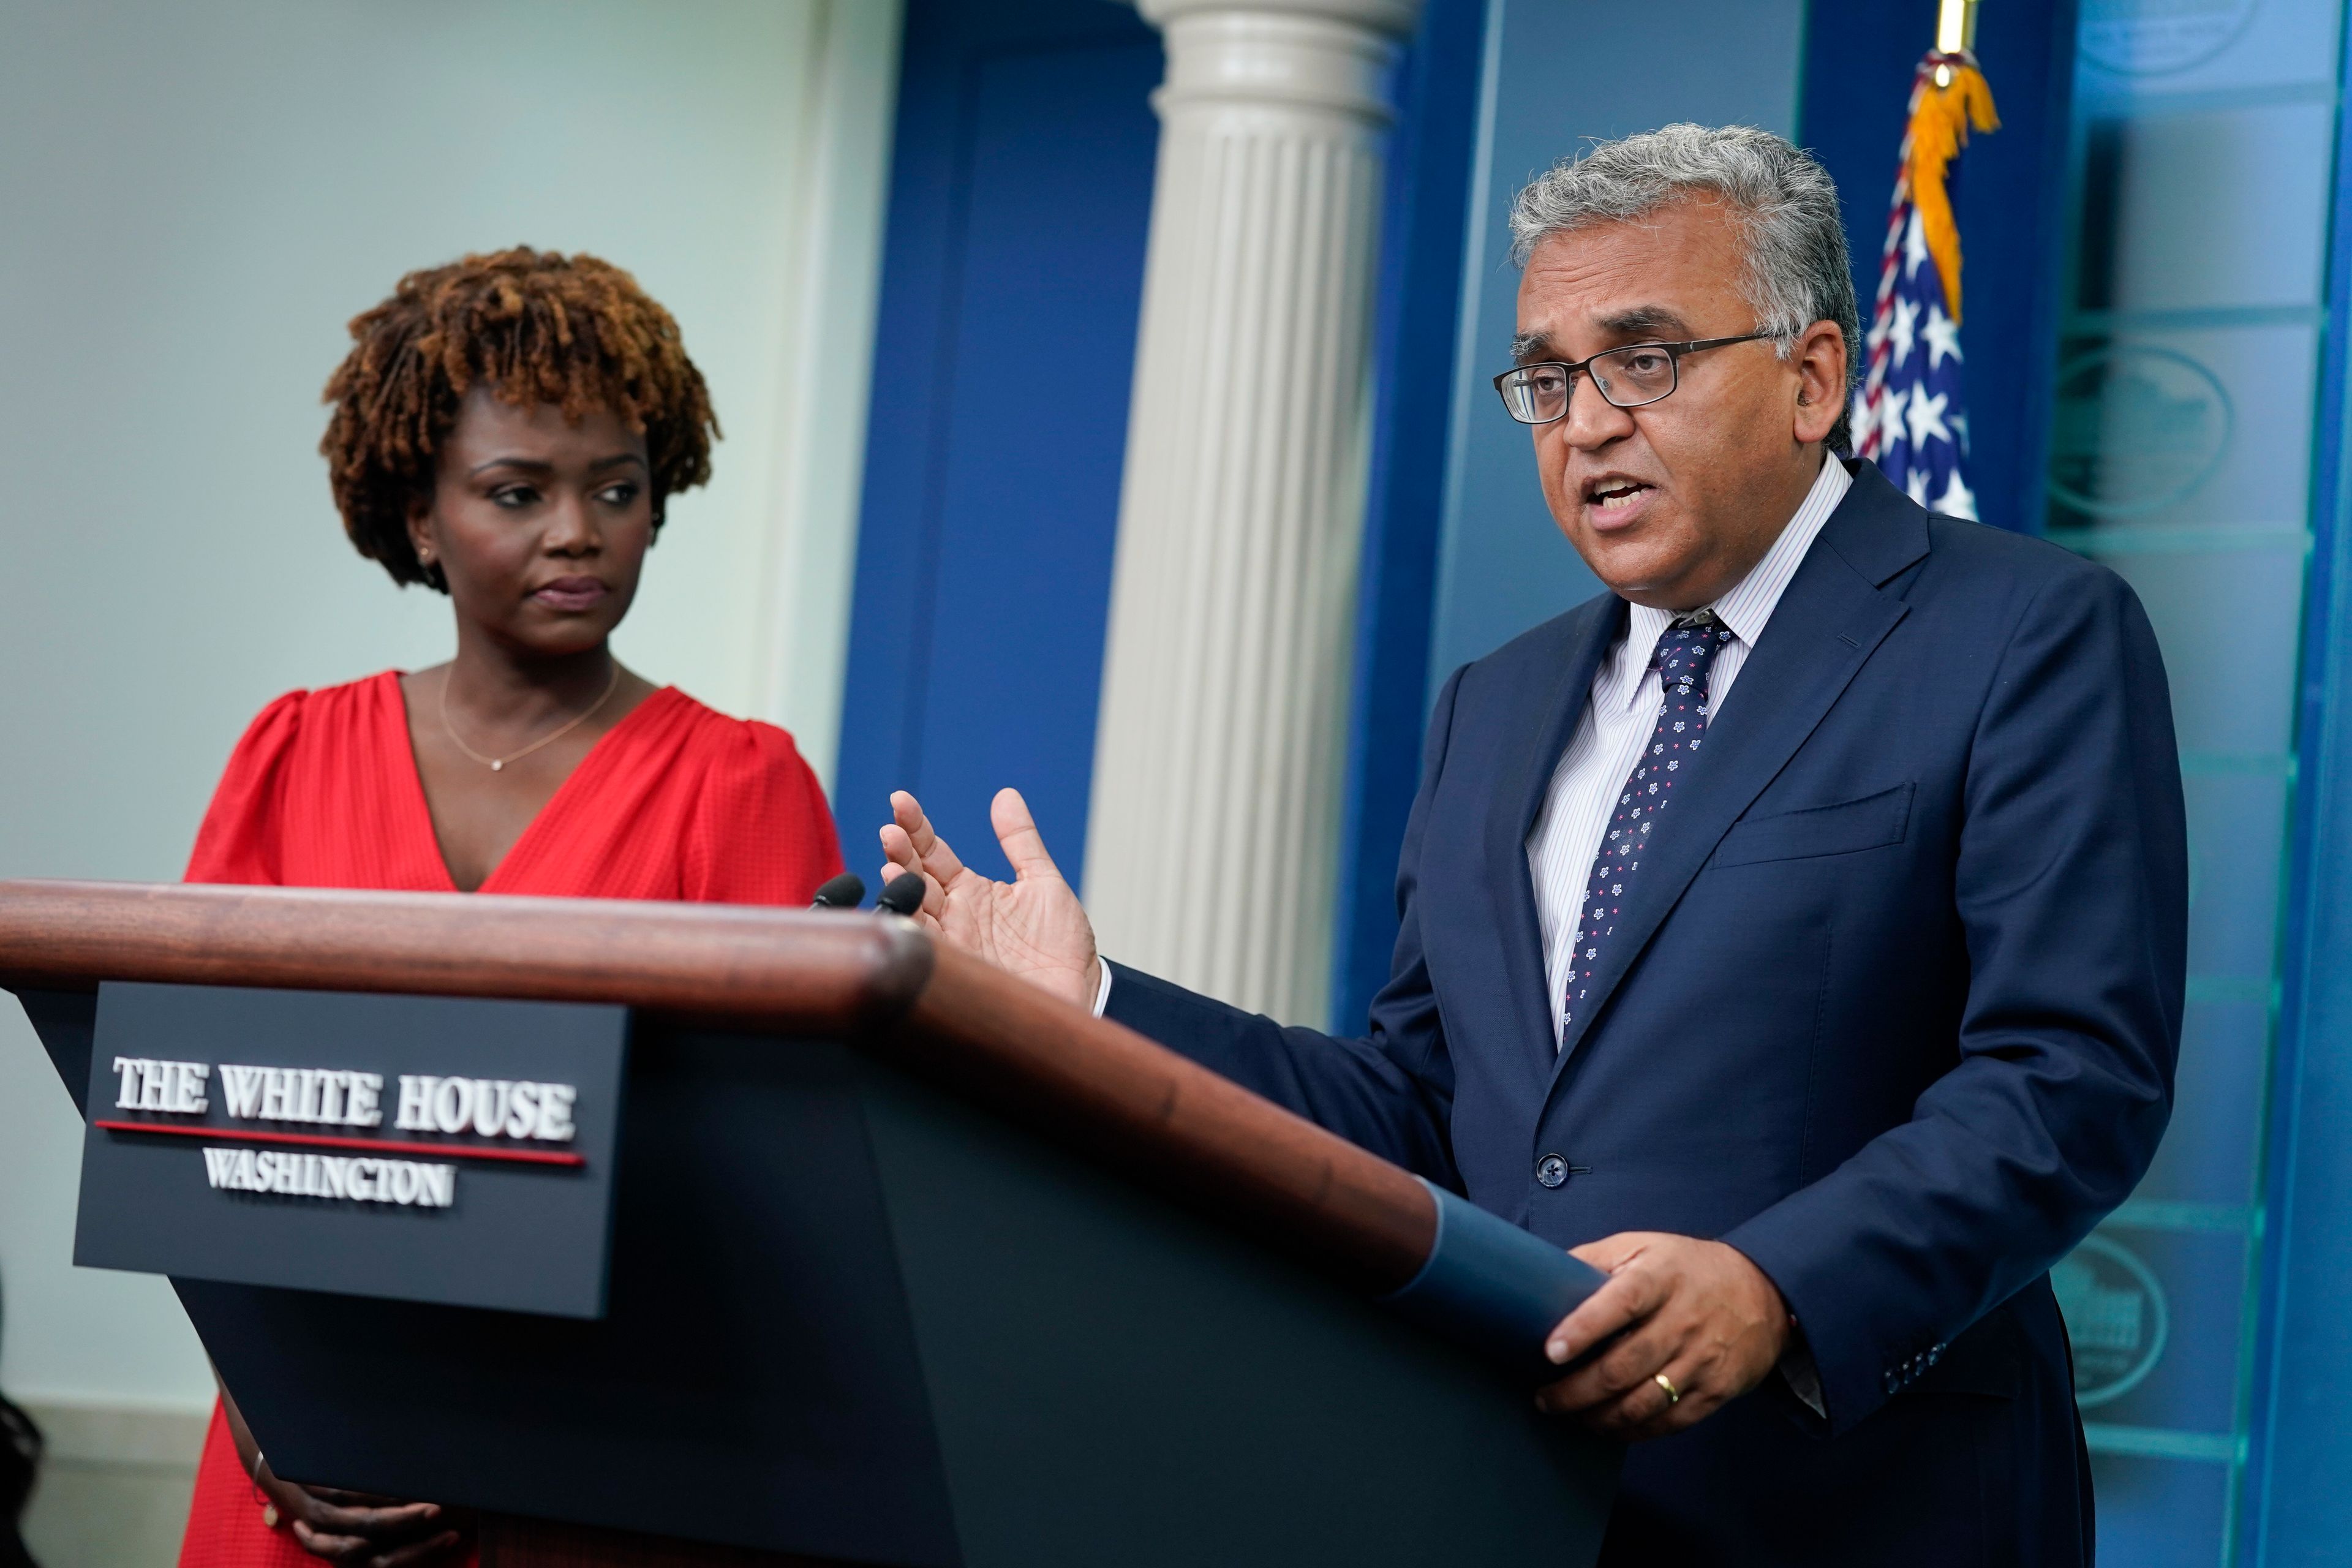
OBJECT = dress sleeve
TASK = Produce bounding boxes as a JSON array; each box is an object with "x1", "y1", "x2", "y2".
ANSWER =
[
  {"x1": 184, "y1": 691, "x2": 309, "y2": 886},
  {"x1": 681, "y1": 720, "x2": 846, "y2": 906}
]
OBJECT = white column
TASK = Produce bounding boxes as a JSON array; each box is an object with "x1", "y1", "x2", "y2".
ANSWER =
[{"x1": 1085, "y1": 0, "x2": 1420, "y2": 1026}]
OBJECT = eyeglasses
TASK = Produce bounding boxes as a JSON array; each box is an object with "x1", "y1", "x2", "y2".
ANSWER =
[{"x1": 1491, "y1": 333, "x2": 1774, "y2": 424}]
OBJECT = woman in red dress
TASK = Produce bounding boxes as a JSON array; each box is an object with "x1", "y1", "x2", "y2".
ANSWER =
[{"x1": 176, "y1": 249, "x2": 843, "y2": 1568}]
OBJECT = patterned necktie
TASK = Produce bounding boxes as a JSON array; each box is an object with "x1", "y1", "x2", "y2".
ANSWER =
[{"x1": 1561, "y1": 609, "x2": 1735, "y2": 1038}]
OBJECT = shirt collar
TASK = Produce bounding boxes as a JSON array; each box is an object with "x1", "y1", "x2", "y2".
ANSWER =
[
  {"x1": 1709, "y1": 454, "x2": 1849, "y2": 647},
  {"x1": 1602, "y1": 454, "x2": 1851, "y2": 711},
  {"x1": 1612, "y1": 603, "x2": 1676, "y2": 709}
]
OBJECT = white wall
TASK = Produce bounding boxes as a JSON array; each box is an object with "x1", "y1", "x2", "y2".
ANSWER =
[{"x1": 0, "y1": 0, "x2": 898, "y2": 1430}]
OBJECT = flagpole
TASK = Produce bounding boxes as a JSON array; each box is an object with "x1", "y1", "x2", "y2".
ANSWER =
[
  {"x1": 1934, "y1": 0, "x2": 1980, "y2": 86},
  {"x1": 1936, "y1": 0, "x2": 1978, "y2": 55}
]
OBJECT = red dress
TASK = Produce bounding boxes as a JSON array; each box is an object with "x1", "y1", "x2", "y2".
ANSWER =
[{"x1": 175, "y1": 670, "x2": 843, "y2": 1568}]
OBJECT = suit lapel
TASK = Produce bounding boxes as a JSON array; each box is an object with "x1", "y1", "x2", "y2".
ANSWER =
[
  {"x1": 1487, "y1": 596, "x2": 1625, "y2": 1080},
  {"x1": 1545, "y1": 469, "x2": 1928, "y2": 1081}
]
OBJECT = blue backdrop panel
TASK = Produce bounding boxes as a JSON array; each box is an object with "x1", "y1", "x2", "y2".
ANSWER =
[
  {"x1": 2251, "y1": 6, "x2": 2352, "y2": 1559},
  {"x1": 835, "y1": 1, "x2": 1160, "y2": 887},
  {"x1": 1796, "y1": 0, "x2": 2079, "y2": 537},
  {"x1": 1333, "y1": 0, "x2": 1489, "y2": 1032},
  {"x1": 1422, "y1": 0, "x2": 1807, "y2": 693},
  {"x1": 1991, "y1": 3, "x2": 2335, "y2": 1561}
]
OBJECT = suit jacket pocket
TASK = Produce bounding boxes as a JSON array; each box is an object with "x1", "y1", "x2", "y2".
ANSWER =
[{"x1": 1711, "y1": 782, "x2": 1915, "y2": 870}]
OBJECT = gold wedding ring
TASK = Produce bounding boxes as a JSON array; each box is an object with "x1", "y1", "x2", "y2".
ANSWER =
[{"x1": 1653, "y1": 1371, "x2": 1681, "y2": 1405}]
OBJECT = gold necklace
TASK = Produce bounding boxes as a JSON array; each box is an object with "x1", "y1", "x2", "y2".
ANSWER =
[{"x1": 440, "y1": 663, "x2": 622, "y2": 772}]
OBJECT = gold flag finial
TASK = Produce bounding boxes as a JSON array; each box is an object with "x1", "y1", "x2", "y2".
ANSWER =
[{"x1": 1907, "y1": 16, "x2": 1999, "y2": 323}]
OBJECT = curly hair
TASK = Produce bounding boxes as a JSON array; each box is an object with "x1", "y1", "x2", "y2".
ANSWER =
[{"x1": 321, "y1": 247, "x2": 720, "y2": 591}]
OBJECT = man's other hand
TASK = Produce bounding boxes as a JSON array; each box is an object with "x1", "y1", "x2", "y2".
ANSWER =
[
  {"x1": 1535, "y1": 1232, "x2": 1793, "y2": 1440},
  {"x1": 878, "y1": 788, "x2": 1101, "y2": 1010}
]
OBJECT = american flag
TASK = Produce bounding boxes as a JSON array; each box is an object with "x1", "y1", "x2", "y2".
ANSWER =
[{"x1": 1855, "y1": 52, "x2": 1998, "y2": 520}]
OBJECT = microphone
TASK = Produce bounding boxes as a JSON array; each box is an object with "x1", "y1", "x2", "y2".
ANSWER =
[
  {"x1": 876, "y1": 872, "x2": 927, "y2": 919},
  {"x1": 810, "y1": 872, "x2": 865, "y2": 910}
]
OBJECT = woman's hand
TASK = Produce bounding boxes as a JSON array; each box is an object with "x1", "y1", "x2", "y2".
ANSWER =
[
  {"x1": 255, "y1": 1459, "x2": 467, "y2": 1566},
  {"x1": 221, "y1": 1383, "x2": 466, "y2": 1566},
  {"x1": 878, "y1": 788, "x2": 1100, "y2": 1009}
]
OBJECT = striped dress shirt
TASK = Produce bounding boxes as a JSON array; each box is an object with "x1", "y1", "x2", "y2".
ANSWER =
[{"x1": 1526, "y1": 455, "x2": 1853, "y2": 1049}]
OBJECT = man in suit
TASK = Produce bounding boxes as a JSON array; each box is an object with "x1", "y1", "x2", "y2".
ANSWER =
[{"x1": 875, "y1": 124, "x2": 2184, "y2": 1564}]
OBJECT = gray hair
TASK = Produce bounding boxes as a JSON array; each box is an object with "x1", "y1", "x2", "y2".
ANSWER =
[{"x1": 1508, "y1": 124, "x2": 1860, "y2": 452}]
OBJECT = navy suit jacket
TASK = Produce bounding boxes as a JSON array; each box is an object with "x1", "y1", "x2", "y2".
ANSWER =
[{"x1": 1106, "y1": 464, "x2": 2185, "y2": 1565}]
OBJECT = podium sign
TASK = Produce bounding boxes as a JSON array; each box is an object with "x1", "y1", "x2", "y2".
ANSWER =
[{"x1": 77, "y1": 981, "x2": 627, "y2": 1317}]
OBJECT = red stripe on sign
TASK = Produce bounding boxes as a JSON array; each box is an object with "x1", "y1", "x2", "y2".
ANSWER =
[{"x1": 91, "y1": 1120, "x2": 586, "y2": 1167}]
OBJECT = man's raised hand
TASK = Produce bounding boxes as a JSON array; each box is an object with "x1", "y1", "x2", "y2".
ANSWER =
[{"x1": 878, "y1": 788, "x2": 1101, "y2": 1010}]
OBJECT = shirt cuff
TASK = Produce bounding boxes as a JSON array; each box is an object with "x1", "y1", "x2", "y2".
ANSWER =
[
  {"x1": 1779, "y1": 1321, "x2": 1826, "y2": 1418},
  {"x1": 1090, "y1": 957, "x2": 1113, "y2": 1018}
]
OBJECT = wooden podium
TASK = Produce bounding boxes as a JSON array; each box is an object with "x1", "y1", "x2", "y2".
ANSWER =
[{"x1": 1, "y1": 881, "x2": 1616, "y2": 1567}]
